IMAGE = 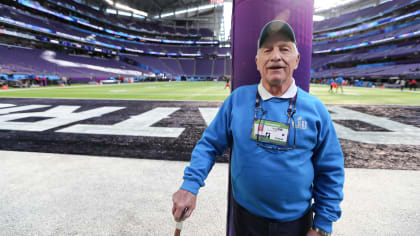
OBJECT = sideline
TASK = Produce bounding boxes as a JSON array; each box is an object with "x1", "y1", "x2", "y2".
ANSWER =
[
  {"x1": 0, "y1": 81, "x2": 164, "y2": 93},
  {"x1": 0, "y1": 151, "x2": 419, "y2": 235}
]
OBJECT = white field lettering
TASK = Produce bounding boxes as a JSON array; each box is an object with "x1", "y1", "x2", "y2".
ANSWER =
[{"x1": 0, "y1": 103, "x2": 419, "y2": 144}]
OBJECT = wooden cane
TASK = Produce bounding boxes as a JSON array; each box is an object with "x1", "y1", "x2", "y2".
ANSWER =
[{"x1": 174, "y1": 208, "x2": 188, "y2": 236}]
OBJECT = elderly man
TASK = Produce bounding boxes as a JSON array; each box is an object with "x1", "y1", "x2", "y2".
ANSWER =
[{"x1": 172, "y1": 20, "x2": 344, "y2": 236}]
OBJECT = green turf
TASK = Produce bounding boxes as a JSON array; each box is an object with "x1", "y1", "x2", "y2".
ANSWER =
[
  {"x1": 0, "y1": 81, "x2": 230, "y2": 101},
  {"x1": 0, "y1": 81, "x2": 419, "y2": 105},
  {"x1": 309, "y1": 84, "x2": 420, "y2": 105}
]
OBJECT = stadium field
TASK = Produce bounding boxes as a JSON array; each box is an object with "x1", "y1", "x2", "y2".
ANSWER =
[
  {"x1": 309, "y1": 84, "x2": 420, "y2": 105},
  {"x1": 1, "y1": 81, "x2": 419, "y2": 105},
  {"x1": 0, "y1": 81, "x2": 229, "y2": 101}
]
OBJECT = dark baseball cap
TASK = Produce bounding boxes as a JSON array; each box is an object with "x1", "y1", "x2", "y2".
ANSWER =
[{"x1": 258, "y1": 20, "x2": 296, "y2": 49}]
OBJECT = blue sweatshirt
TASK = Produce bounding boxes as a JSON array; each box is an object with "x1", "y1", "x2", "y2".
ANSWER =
[{"x1": 181, "y1": 84, "x2": 344, "y2": 233}]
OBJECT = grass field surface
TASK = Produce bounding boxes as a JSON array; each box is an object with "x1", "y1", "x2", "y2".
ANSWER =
[
  {"x1": 309, "y1": 84, "x2": 420, "y2": 105},
  {"x1": 0, "y1": 81, "x2": 419, "y2": 105},
  {"x1": 0, "y1": 81, "x2": 229, "y2": 101}
]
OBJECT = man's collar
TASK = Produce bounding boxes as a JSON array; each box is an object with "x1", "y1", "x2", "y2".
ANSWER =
[{"x1": 258, "y1": 79, "x2": 297, "y2": 101}]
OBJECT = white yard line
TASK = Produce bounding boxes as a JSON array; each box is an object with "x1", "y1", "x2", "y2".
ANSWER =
[
  {"x1": 0, "y1": 82, "x2": 181, "y2": 93},
  {"x1": 184, "y1": 84, "x2": 223, "y2": 100}
]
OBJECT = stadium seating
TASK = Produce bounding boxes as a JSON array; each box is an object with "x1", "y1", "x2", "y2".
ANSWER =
[
  {"x1": 179, "y1": 59, "x2": 195, "y2": 75},
  {"x1": 311, "y1": 63, "x2": 420, "y2": 78},
  {"x1": 0, "y1": 45, "x2": 146, "y2": 78},
  {"x1": 195, "y1": 58, "x2": 213, "y2": 76},
  {"x1": 314, "y1": 0, "x2": 414, "y2": 32},
  {"x1": 2, "y1": 0, "x2": 418, "y2": 85},
  {"x1": 160, "y1": 58, "x2": 184, "y2": 75},
  {"x1": 311, "y1": 0, "x2": 420, "y2": 83},
  {"x1": 312, "y1": 22, "x2": 420, "y2": 51},
  {"x1": 44, "y1": 0, "x2": 214, "y2": 39},
  {"x1": 0, "y1": 1, "x2": 230, "y2": 80},
  {"x1": 213, "y1": 58, "x2": 226, "y2": 75}
]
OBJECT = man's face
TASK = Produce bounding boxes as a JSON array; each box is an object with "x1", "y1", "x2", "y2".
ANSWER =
[{"x1": 256, "y1": 34, "x2": 300, "y2": 87}]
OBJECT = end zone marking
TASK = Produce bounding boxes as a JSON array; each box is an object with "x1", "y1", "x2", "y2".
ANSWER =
[
  {"x1": 0, "y1": 106, "x2": 125, "y2": 132},
  {"x1": 0, "y1": 104, "x2": 16, "y2": 108},
  {"x1": 57, "y1": 107, "x2": 185, "y2": 138},
  {"x1": 330, "y1": 107, "x2": 420, "y2": 145},
  {"x1": 0, "y1": 104, "x2": 51, "y2": 115},
  {"x1": 199, "y1": 108, "x2": 219, "y2": 126}
]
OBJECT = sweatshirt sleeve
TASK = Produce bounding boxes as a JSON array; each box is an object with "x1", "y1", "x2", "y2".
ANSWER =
[
  {"x1": 180, "y1": 95, "x2": 233, "y2": 195},
  {"x1": 311, "y1": 104, "x2": 345, "y2": 233}
]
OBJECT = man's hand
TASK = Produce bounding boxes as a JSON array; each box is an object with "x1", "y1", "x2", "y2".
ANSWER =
[
  {"x1": 307, "y1": 229, "x2": 322, "y2": 236},
  {"x1": 172, "y1": 189, "x2": 197, "y2": 222}
]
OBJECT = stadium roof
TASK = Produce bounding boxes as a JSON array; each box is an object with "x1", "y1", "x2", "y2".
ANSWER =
[
  {"x1": 102, "y1": 0, "x2": 211, "y2": 16},
  {"x1": 102, "y1": 0, "x2": 365, "y2": 15},
  {"x1": 314, "y1": 0, "x2": 359, "y2": 12}
]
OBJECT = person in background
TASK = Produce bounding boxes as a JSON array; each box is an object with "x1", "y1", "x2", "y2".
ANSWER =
[
  {"x1": 328, "y1": 78, "x2": 335, "y2": 93},
  {"x1": 409, "y1": 79, "x2": 416, "y2": 91},
  {"x1": 336, "y1": 77, "x2": 343, "y2": 93},
  {"x1": 400, "y1": 79, "x2": 406, "y2": 91},
  {"x1": 225, "y1": 78, "x2": 230, "y2": 89}
]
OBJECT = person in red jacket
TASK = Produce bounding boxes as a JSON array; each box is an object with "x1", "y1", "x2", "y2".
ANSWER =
[
  {"x1": 224, "y1": 79, "x2": 230, "y2": 89},
  {"x1": 409, "y1": 79, "x2": 417, "y2": 91}
]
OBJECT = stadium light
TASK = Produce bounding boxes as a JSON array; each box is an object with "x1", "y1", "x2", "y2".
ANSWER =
[
  {"x1": 313, "y1": 15, "x2": 325, "y2": 21},
  {"x1": 175, "y1": 9, "x2": 188, "y2": 15},
  {"x1": 104, "y1": 0, "x2": 148, "y2": 17},
  {"x1": 198, "y1": 5, "x2": 216, "y2": 11},
  {"x1": 157, "y1": 3, "x2": 221, "y2": 18},
  {"x1": 314, "y1": 0, "x2": 357, "y2": 11},
  {"x1": 161, "y1": 12, "x2": 175, "y2": 18},
  {"x1": 118, "y1": 11, "x2": 132, "y2": 17},
  {"x1": 106, "y1": 8, "x2": 117, "y2": 14},
  {"x1": 174, "y1": 5, "x2": 215, "y2": 15}
]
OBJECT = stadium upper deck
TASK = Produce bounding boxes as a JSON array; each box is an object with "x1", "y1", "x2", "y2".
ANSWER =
[
  {"x1": 0, "y1": 0, "x2": 418, "y2": 85},
  {"x1": 311, "y1": 0, "x2": 420, "y2": 83},
  {"x1": 0, "y1": 0, "x2": 231, "y2": 82},
  {"x1": 313, "y1": 0, "x2": 415, "y2": 32}
]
